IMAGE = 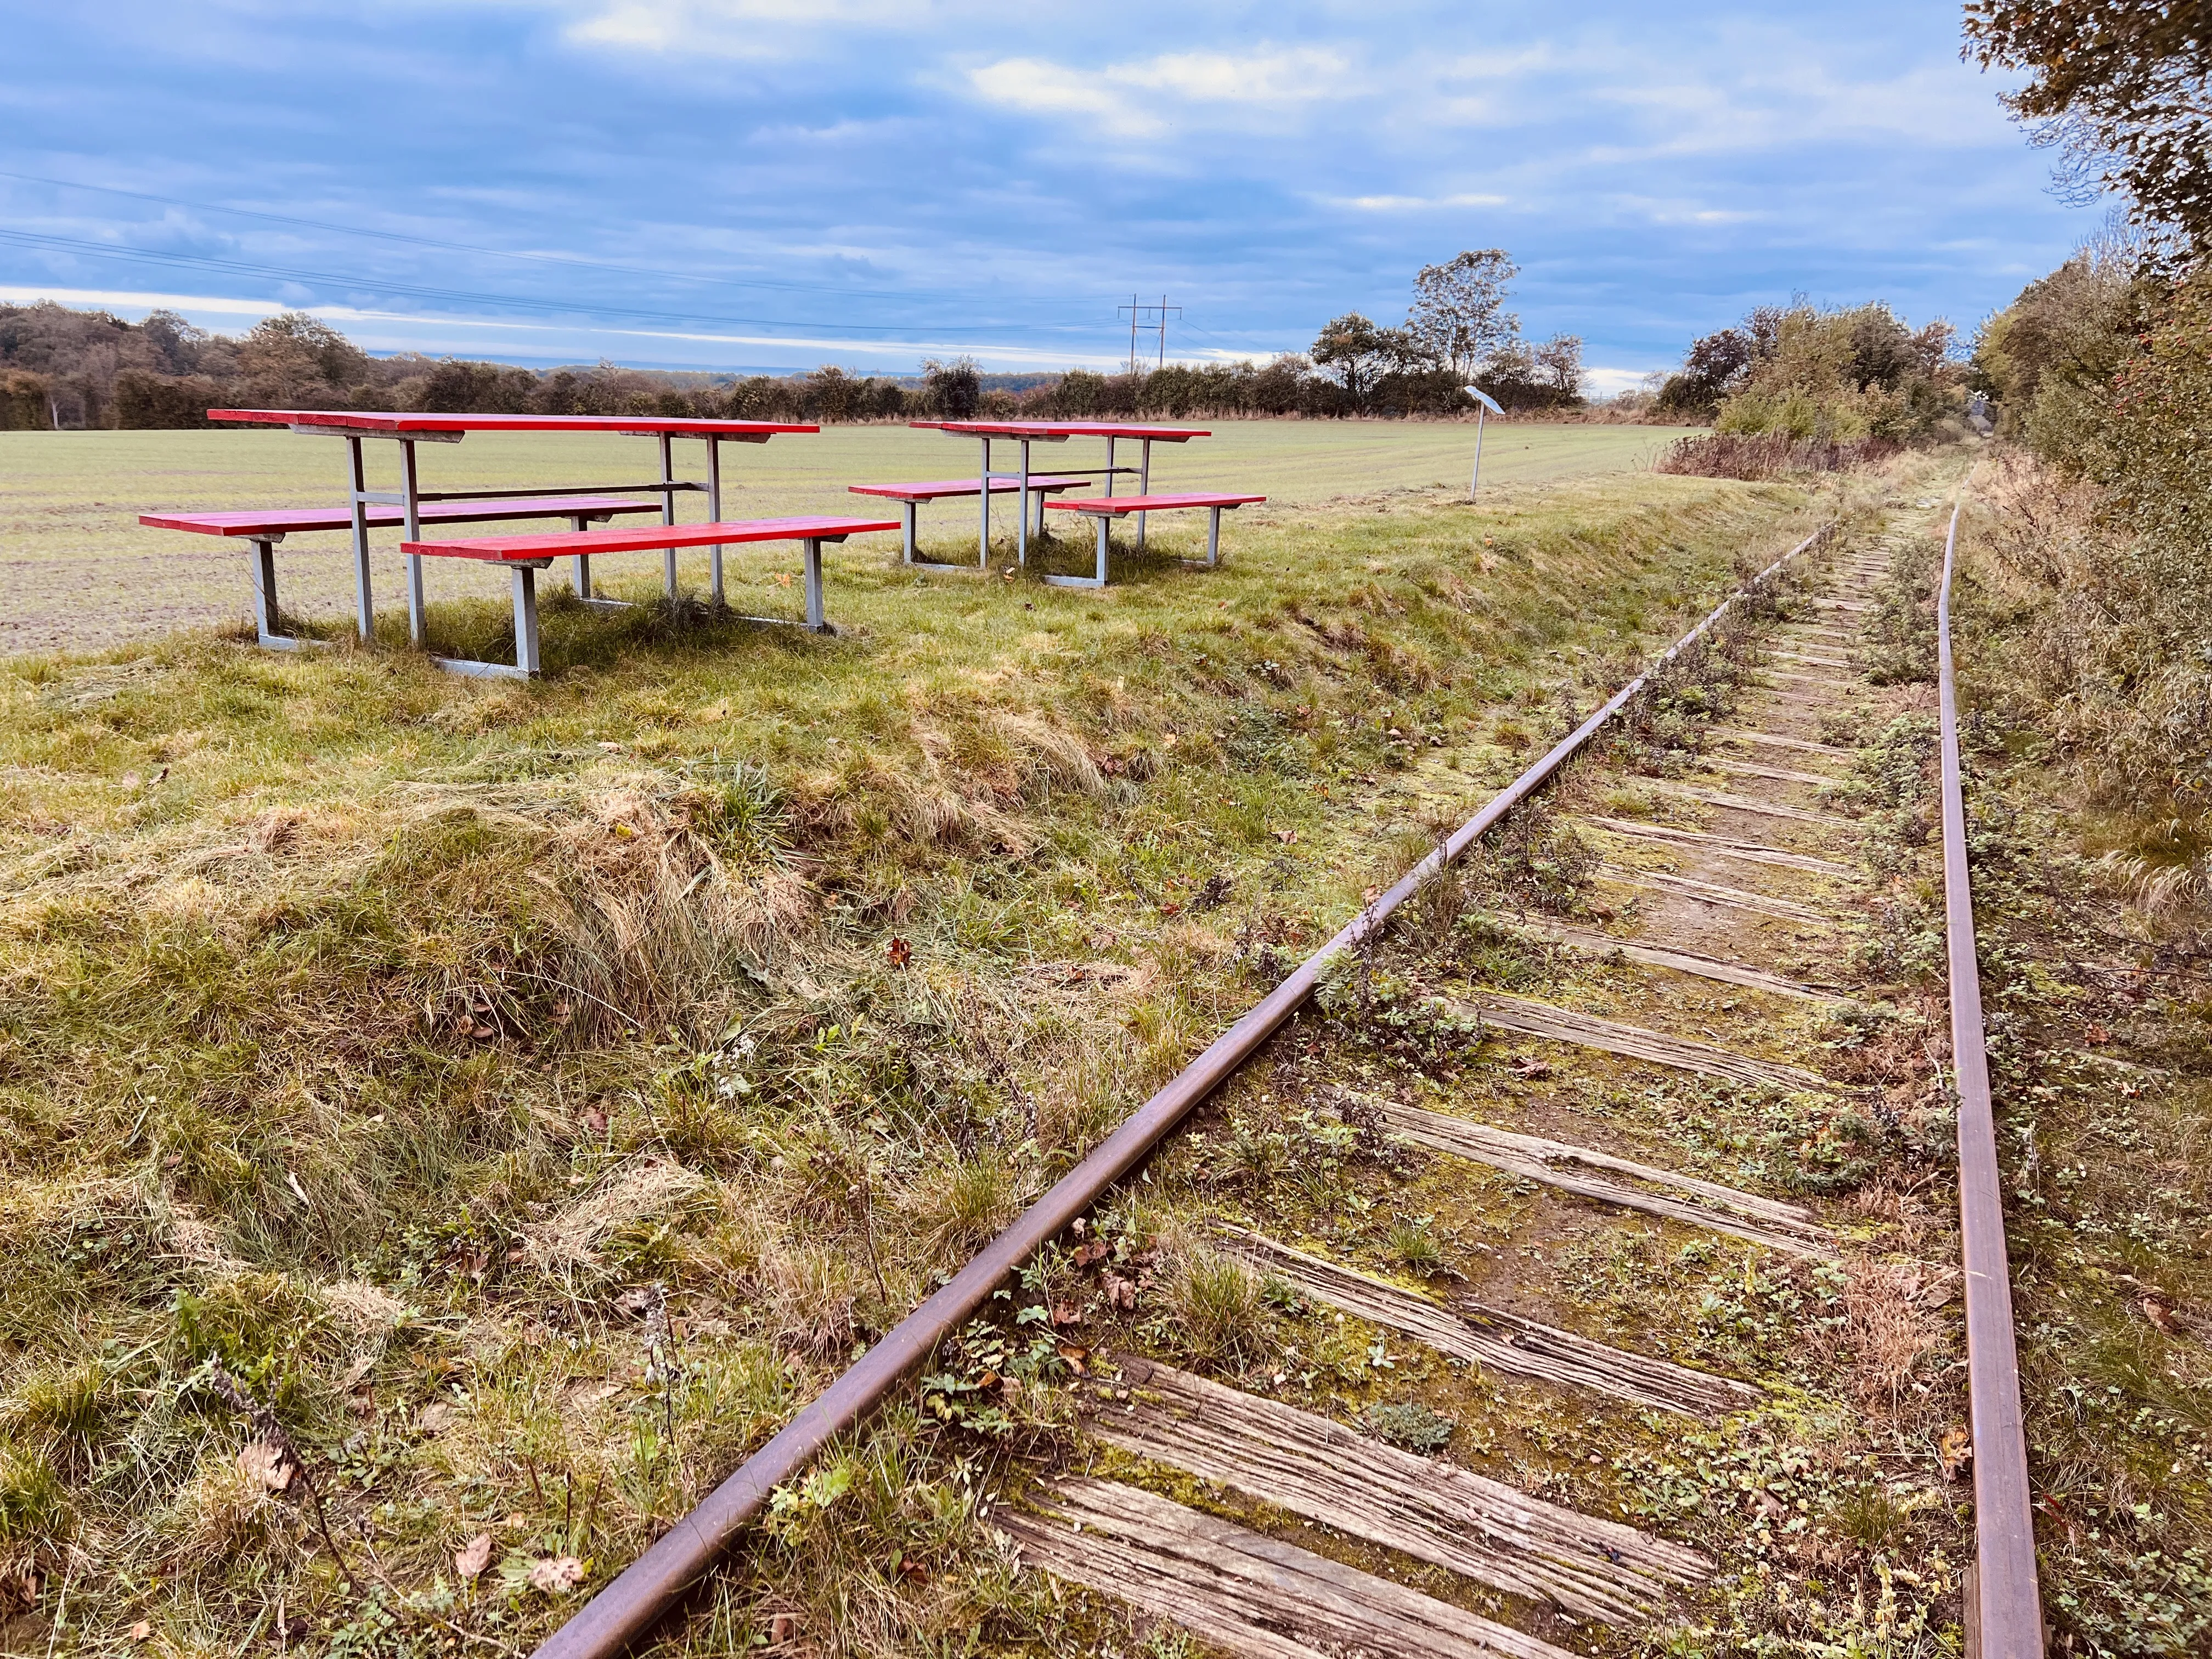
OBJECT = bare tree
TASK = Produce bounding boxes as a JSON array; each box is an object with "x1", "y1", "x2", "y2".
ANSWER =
[
  {"x1": 1531, "y1": 333, "x2": 1585, "y2": 396},
  {"x1": 1406, "y1": 250, "x2": 1520, "y2": 379}
]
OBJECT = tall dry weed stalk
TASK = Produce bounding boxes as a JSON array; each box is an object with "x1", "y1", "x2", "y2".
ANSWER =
[{"x1": 1975, "y1": 449, "x2": 2212, "y2": 903}]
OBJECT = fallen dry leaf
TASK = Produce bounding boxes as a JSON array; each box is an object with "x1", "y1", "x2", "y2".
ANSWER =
[
  {"x1": 529, "y1": 1555, "x2": 587, "y2": 1593},
  {"x1": 236, "y1": 1437, "x2": 295, "y2": 1493},
  {"x1": 1938, "y1": 1425, "x2": 1973, "y2": 1481},
  {"x1": 454, "y1": 1532, "x2": 493, "y2": 1581},
  {"x1": 129, "y1": 1622, "x2": 152, "y2": 1643},
  {"x1": 768, "y1": 1612, "x2": 803, "y2": 1645},
  {"x1": 2143, "y1": 1297, "x2": 2179, "y2": 1335}
]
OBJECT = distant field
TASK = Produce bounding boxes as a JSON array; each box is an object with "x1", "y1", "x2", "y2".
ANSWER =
[{"x1": 0, "y1": 421, "x2": 1693, "y2": 653}]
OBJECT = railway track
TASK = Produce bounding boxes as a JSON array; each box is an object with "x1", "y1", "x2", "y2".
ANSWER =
[{"x1": 539, "y1": 499, "x2": 2043, "y2": 1659}]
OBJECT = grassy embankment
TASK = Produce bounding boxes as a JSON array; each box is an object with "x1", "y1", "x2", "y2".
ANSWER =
[
  {"x1": 1, "y1": 457, "x2": 1817, "y2": 1654},
  {"x1": 0, "y1": 421, "x2": 1694, "y2": 655}
]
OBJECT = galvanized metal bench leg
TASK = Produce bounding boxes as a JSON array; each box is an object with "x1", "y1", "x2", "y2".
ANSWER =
[
  {"x1": 1207, "y1": 505, "x2": 1222, "y2": 568},
  {"x1": 249, "y1": 536, "x2": 283, "y2": 642},
  {"x1": 347, "y1": 435, "x2": 374, "y2": 641},
  {"x1": 977, "y1": 436, "x2": 991, "y2": 567},
  {"x1": 1017, "y1": 439, "x2": 1031, "y2": 567},
  {"x1": 901, "y1": 500, "x2": 918, "y2": 564},
  {"x1": 707, "y1": 436, "x2": 726, "y2": 606},
  {"x1": 1097, "y1": 514, "x2": 1110, "y2": 584},
  {"x1": 400, "y1": 438, "x2": 428, "y2": 647},
  {"x1": 659, "y1": 432, "x2": 679, "y2": 600},
  {"x1": 802, "y1": 538, "x2": 826, "y2": 631},
  {"x1": 1137, "y1": 438, "x2": 1152, "y2": 555},
  {"x1": 513, "y1": 565, "x2": 542, "y2": 676}
]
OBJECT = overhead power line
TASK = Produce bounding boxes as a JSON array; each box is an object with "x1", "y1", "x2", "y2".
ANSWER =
[
  {"x1": 0, "y1": 169, "x2": 1128, "y2": 314},
  {"x1": 0, "y1": 227, "x2": 1118, "y2": 342}
]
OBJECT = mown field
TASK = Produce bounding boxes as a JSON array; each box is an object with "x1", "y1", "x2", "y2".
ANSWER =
[
  {"x1": 0, "y1": 421, "x2": 1692, "y2": 654},
  {"x1": 0, "y1": 454, "x2": 1841, "y2": 1655}
]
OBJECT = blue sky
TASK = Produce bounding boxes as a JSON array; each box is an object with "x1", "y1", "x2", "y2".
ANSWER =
[{"x1": 1, "y1": 1, "x2": 2093, "y2": 393}]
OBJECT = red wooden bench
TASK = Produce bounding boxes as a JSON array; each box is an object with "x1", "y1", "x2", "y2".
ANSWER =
[
  {"x1": 139, "y1": 496, "x2": 660, "y2": 651},
  {"x1": 399, "y1": 515, "x2": 899, "y2": 678},
  {"x1": 1042, "y1": 492, "x2": 1267, "y2": 588},
  {"x1": 846, "y1": 475, "x2": 1091, "y2": 569}
]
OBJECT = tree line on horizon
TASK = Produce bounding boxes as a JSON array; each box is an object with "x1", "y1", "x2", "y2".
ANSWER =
[{"x1": 0, "y1": 248, "x2": 1602, "y2": 432}]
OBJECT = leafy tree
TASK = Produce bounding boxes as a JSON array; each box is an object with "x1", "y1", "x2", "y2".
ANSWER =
[
  {"x1": 1963, "y1": 0, "x2": 2212, "y2": 254},
  {"x1": 1404, "y1": 250, "x2": 1520, "y2": 377},
  {"x1": 1311, "y1": 312, "x2": 1418, "y2": 405},
  {"x1": 922, "y1": 356, "x2": 981, "y2": 419},
  {"x1": 1660, "y1": 301, "x2": 1961, "y2": 441},
  {"x1": 239, "y1": 312, "x2": 370, "y2": 405},
  {"x1": 0, "y1": 368, "x2": 52, "y2": 430}
]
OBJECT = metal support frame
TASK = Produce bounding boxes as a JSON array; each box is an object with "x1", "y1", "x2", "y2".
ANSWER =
[
  {"x1": 427, "y1": 559, "x2": 552, "y2": 681},
  {"x1": 659, "y1": 433, "x2": 679, "y2": 599},
  {"x1": 899, "y1": 501, "x2": 919, "y2": 565},
  {"x1": 1172, "y1": 503, "x2": 1246, "y2": 572},
  {"x1": 802, "y1": 538, "x2": 827, "y2": 630},
  {"x1": 976, "y1": 436, "x2": 993, "y2": 567},
  {"x1": 400, "y1": 439, "x2": 427, "y2": 646},
  {"x1": 707, "y1": 437, "x2": 726, "y2": 606},
  {"x1": 244, "y1": 534, "x2": 326, "y2": 650},
  {"x1": 347, "y1": 437, "x2": 373, "y2": 640},
  {"x1": 1044, "y1": 513, "x2": 1111, "y2": 590},
  {"x1": 569, "y1": 515, "x2": 631, "y2": 613},
  {"x1": 1137, "y1": 438, "x2": 1152, "y2": 553},
  {"x1": 1015, "y1": 439, "x2": 1032, "y2": 566}
]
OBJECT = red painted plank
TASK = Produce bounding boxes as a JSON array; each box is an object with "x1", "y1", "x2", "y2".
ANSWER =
[
  {"x1": 138, "y1": 495, "x2": 662, "y2": 538},
  {"x1": 847, "y1": 475, "x2": 1092, "y2": 501},
  {"x1": 403, "y1": 515, "x2": 900, "y2": 563},
  {"x1": 910, "y1": 420, "x2": 1210, "y2": 441},
  {"x1": 207, "y1": 409, "x2": 819, "y2": 436},
  {"x1": 1047, "y1": 492, "x2": 1266, "y2": 516}
]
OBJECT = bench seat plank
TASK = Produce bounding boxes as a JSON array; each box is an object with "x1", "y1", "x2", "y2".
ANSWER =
[
  {"x1": 847, "y1": 476, "x2": 1091, "y2": 503},
  {"x1": 138, "y1": 496, "x2": 661, "y2": 538},
  {"x1": 1047, "y1": 492, "x2": 1266, "y2": 517},
  {"x1": 399, "y1": 515, "x2": 899, "y2": 564}
]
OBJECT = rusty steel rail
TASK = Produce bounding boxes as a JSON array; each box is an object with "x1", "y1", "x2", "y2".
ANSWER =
[
  {"x1": 1936, "y1": 501, "x2": 2045, "y2": 1658},
  {"x1": 533, "y1": 521, "x2": 1839, "y2": 1659}
]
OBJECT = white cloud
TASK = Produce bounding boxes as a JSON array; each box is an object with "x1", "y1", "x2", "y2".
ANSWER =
[
  {"x1": 1583, "y1": 364, "x2": 1664, "y2": 398},
  {"x1": 1330, "y1": 191, "x2": 1510, "y2": 212},
  {"x1": 560, "y1": 0, "x2": 941, "y2": 58},
  {"x1": 967, "y1": 46, "x2": 1359, "y2": 137}
]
